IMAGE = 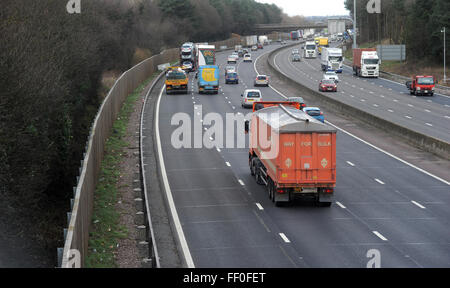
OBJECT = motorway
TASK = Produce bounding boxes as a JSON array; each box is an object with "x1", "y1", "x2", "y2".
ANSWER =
[
  {"x1": 150, "y1": 42, "x2": 450, "y2": 267},
  {"x1": 272, "y1": 42, "x2": 450, "y2": 143}
]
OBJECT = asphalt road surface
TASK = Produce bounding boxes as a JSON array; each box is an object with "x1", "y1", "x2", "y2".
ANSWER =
[{"x1": 151, "y1": 42, "x2": 450, "y2": 268}]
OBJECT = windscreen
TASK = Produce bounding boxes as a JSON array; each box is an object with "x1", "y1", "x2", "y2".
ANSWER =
[
  {"x1": 322, "y1": 80, "x2": 335, "y2": 85},
  {"x1": 167, "y1": 72, "x2": 186, "y2": 80},
  {"x1": 246, "y1": 92, "x2": 261, "y2": 98},
  {"x1": 306, "y1": 45, "x2": 316, "y2": 50},
  {"x1": 227, "y1": 73, "x2": 237, "y2": 78},
  {"x1": 417, "y1": 77, "x2": 434, "y2": 85},
  {"x1": 364, "y1": 59, "x2": 379, "y2": 65},
  {"x1": 307, "y1": 110, "x2": 321, "y2": 116},
  {"x1": 329, "y1": 56, "x2": 342, "y2": 62}
]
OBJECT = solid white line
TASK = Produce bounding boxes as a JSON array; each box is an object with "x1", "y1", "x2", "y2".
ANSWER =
[
  {"x1": 373, "y1": 231, "x2": 388, "y2": 241},
  {"x1": 346, "y1": 161, "x2": 355, "y2": 167},
  {"x1": 411, "y1": 201, "x2": 426, "y2": 209},
  {"x1": 225, "y1": 162, "x2": 231, "y2": 167},
  {"x1": 238, "y1": 179, "x2": 245, "y2": 186},
  {"x1": 324, "y1": 121, "x2": 450, "y2": 186},
  {"x1": 279, "y1": 233, "x2": 291, "y2": 243},
  {"x1": 256, "y1": 203, "x2": 264, "y2": 211},
  {"x1": 375, "y1": 178, "x2": 385, "y2": 185},
  {"x1": 336, "y1": 202, "x2": 347, "y2": 209},
  {"x1": 155, "y1": 85, "x2": 195, "y2": 268}
]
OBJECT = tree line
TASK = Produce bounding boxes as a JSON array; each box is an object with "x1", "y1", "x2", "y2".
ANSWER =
[
  {"x1": 345, "y1": 0, "x2": 449, "y2": 63},
  {"x1": 0, "y1": 0, "x2": 284, "y2": 256}
]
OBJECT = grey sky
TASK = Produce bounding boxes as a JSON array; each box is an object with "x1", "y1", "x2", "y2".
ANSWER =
[{"x1": 256, "y1": 0, "x2": 349, "y2": 17}]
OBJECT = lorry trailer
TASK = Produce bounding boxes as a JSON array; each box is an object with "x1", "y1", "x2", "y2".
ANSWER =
[{"x1": 246, "y1": 103, "x2": 337, "y2": 206}]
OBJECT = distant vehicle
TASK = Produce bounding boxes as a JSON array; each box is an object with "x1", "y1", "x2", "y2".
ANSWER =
[
  {"x1": 254, "y1": 75, "x2": 269, "y2": 87},
  {"x1": 246, "y1": 104, "x2": 337, "y2": 207},
  {"x1": 319, "y1": 79, "x2": 338, "y2": 92},
  {"x1": 323, "y1": 71, "x2": 339, "y2": 82},
  {"x1": 225, "y1": 65, "x2": 236, "y2": 76},
  {"x1": 304, "y1": 41, "x2": 317, "y2": 58},
  {"x1": 241, "y1": 89, "x2": 262, "y2": 108},
  {"x1": 304, "y1": 107, "x2": 325, "y2": 123},
  {"x1": 182, "y1": 61, "x2": 193, "y2": 72},
  {"x1": 238, "y1": 50, "x2": 244, "y2": 57},
  {"x1": 287, "y1": 97, "x2": 306, "y2": 110},
  {"x1": 321, "y1": 47, "x2": 343, "y2": 73},
  {"x1": 258, "y1": 35, "x2": 268, "y2": 46},
  {"x1": 317, "y1": 37, "x2": 329, "y2": 55},
  {"x1": 243, "y1": 48, "x2": 249, "y2": 54},
  {"x1": 165, "y1": 69, "x2": 188, "y2": 94},
  {"x1": 243, "y1": 35, "x2": 258, "y2": 47},
  {"x1": 353, "y1": 48, "x2": 379, "y2": 78},
  {"x1": 281, "y1": 40, "x2": 287, "y2": 45},
  {"x1": 198, "y1": 65, "x2": 219, "y2": 94},
  {"x1": 252, "y1": 45, "x2": 258, "y2": 51},
  {"x1": 406, "y1": 76, "x2": 435, "y2": 96},
  {"x1": 196, "y1": 45, "x2": 216, "y2": 69},
  {"x1": 292, "y1": 48, "x2": 300, "y2": 55},
  {"x1": 225, "y1": 72, "x2": 239, "y2": 84},
  {"x1": 292, "y1": 54, "x2": 301, "y2": 62},
  {"x1": 235, "y1": 45, "x2": 243, "y2": 52},
  {"x1": 290, "y1": 30, "x2": 301, "y2": 41},
  {"x1": 243, "y1": 54, "x2": 252, "y2": 62},
  {"x1": 180, "y1": 42, "x2": 195, "y2": 62},
  {"x1": 257, "y1": 43, "x2": 263, "y2": 49},
  {"x1": 227, "y1": 55, "x2": 237, "y2": 64}
]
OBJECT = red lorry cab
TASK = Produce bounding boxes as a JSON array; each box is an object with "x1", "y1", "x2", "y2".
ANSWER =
[
  {"x1": 247, "y1": 104, "x2": 337, "y2": 207},
  {"x1": 406, "y1": 76, "x2": 435, "y2": 96}
]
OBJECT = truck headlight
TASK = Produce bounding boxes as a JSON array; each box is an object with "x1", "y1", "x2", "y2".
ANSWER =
[{"x1": 417, "y1": 87, "x2": 421, "y2": 91}]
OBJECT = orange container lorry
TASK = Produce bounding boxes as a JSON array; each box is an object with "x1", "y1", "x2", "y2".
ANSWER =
[{"x1": 246, "y1": 103, "x2": 337, "y2": 207}]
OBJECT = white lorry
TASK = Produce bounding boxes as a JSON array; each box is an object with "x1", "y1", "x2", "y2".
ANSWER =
[
  {"x1": 352, "y1": 48, "x2": 380, "y2": 78},
  {"x1": 304, "y1": 41, "x2": 317, "y2": 58},
  {"x1": 258, "y1": 35, "x2": 268, "y2": 45},
  {"x1": 243, "y1": 35, "x2": 258, "y2": 47},
  {"x1": 321, "y1": 47, "x2": 343, "y2": 73}
]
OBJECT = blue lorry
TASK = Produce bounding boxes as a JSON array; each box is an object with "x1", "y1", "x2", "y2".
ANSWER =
[{"x1": 198, "y1": 65, "x2": 219, "y2": 94}]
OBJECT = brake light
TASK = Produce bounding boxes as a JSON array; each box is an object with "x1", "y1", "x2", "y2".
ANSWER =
[
  {"x1": 324, "y1": 188, "x2": 333, "y2": 194},
  {"x1": 277, "y1": 189, "x2": 285, "y2": 194}
]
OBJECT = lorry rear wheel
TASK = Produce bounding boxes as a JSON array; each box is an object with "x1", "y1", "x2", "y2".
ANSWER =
[{"x1": 250, "y1": 158, "x2": 255, "y2": 176}]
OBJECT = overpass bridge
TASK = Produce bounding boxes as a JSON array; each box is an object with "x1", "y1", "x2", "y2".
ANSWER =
[{"x1": 254, "y1": 20, "x2": 353, "y2": 34}]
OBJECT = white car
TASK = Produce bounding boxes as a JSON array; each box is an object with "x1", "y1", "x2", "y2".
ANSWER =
[
  {"x1": 292, "y1": 49, "x2": 300, "y2": 55},
  {"x1": 251, "y1": 45, "x2": 258, "y2": 51},
  {"x1": 254, "y1": 75, "x2": 269, "y2": 87},
  {"x1": 243, "y1": 54, "x2": 252, "y2": 62},
  {"x1": 227, "y1": 55, "x2": 238, "y2": 64},
  {"x1": 323, "y1": 71, "x2": 339, "y2": 82},
  {"x1": 241, "y1": 89, "x2": 262, "y2": 108}
]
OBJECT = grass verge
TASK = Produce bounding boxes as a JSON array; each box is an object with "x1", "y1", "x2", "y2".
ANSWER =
[{"x1": 85, "y1": 74, "x2": 157, "y2": 268}]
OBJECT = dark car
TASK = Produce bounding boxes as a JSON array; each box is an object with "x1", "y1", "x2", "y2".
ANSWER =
[
  {"x1": 258, "y1": 43, "x2": 263, "y2": 49},
  {"x1": 292, "y1": 54, "x2": 301, "y2": 62},
  {"x1": 319, "y1": 79, "x2": 337, "y2": 92},
  {"x1": 225, "y1": 72, "x2": 239, "y2": 84},
  {"x1": 288, "y1": 97, "x2": 306, "y2": 110}
]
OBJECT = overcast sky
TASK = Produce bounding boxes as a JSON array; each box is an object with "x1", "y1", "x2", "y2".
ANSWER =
[{"x1": 256, "y1": 0, "x2": 349, "y2": 17}]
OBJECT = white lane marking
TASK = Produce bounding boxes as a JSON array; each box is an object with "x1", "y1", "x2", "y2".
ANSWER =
[
  {"x1": 425, "y1": 123, "x2": 433, "y2": 127},
  {"x1": 225, "y1": 162, "x2": 231, "y2": 167},
  {"x1": 256, "y1": 203, "x2": 264, "y2": 211},
  {"x1": 445, "y1": 116, "x2": 450, "y2": 119},
  {"x1": 370, "y1": 91, "x2": 374, "y2": 94},
  {"x1": 393, "y1": 99, "x2": 399, "y2": 102},
  {"x1": 408, "y1": 104, "x2": 414, "y2": 107},
  {"x1": 405, "y1": 115, "x2": 412, "y2": 119},
  {"x1": 375, "y1": 178, "x2": 385, "y2": 185},
  {"x1": 388, "y1": 109, "x2": 394, "y2": 113},
  {"x1": 279, "y1": 233, "x2": 291, "y2": 243},
  {"x1": 238, "y1": 179, "x2": 245, "y2": 186},
  {"x1": 373, "y1": 231, "x2": 388, "y2": 241},
  {"x1": 360, "y1": 99, "x2": 366, "y2": 102},
  {"x1": 350, "y1": 95, "x2": 355, "y2": 98},
  {"x1": 425, "y1": 109, "x2": 431, "y2": 113},
  {"x1": 373, "y1": 104, "x2": 379, "y2": 107},
  {"x1": 411, "y1": 201, "x2": 426, "y2": 209},
  {"x1": 346, "y1": 161, "x2": 355, "y2": 166},
  {"x1": 216, "y1": 147, "x2": 221, "y2": 152},
  {"x1": 325, "y1": 121, "x2": 450, "y2": 186},
  {"x1": 155, "y1": 85, "x2": 195, "y2": 268},
  {"x1": 336, "y1": 202, "x2": 347, "y2": 209},
  {"x1": 380, "y1": 95, "x2": 385, "y2": 98}
]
